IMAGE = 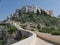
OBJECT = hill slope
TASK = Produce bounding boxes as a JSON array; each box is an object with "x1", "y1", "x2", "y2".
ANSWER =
[
  {"x1": 4, "y1": 5, "x2": 60, "y2": 34},
  {"x1": 8, "y1": 11, "x2": 60, "y2": 33}
]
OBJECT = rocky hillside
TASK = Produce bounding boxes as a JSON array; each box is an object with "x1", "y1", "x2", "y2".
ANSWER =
[{"x1": 6, "y1": 6, "x2": 60, "y2": 33}]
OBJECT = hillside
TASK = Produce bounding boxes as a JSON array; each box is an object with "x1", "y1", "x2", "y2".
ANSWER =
[{"x1": 6, "y1": 6, "x2": 60, "y2": 34}]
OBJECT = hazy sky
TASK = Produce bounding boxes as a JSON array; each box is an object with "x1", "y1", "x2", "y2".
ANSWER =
[{"x1": 0, "y1": 0, "x2": 60, "y2": 21}]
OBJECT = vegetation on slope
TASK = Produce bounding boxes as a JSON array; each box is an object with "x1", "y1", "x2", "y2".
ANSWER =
[{"x1": 9, "y1": 10, "x2": 60, "y2": 35}]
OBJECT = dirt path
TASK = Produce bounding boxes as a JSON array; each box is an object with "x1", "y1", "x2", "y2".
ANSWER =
[
  {"x1": 36, "y1": 37, "x2": 53, "y2": 45},
  {"x1": 35, "y1": 31, "x2": 60, "y2": 45}
]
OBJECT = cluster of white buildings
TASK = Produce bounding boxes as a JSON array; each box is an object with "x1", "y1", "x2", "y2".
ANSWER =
[
  {"x1": 7, "y1": 5, "x2": 54, "y2": 20},
  {"x1": 15, "y1": 5, "x2": 53, "y2": 16}
]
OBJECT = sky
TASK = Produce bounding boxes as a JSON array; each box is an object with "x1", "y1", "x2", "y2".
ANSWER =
[{"x1": 0, "y1": 0, "x2": 60, "y2": 21}]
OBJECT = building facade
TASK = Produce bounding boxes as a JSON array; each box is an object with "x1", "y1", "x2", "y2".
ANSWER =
[{"x1": 48, "y1": 10, "x2": 53, "y2": 16}]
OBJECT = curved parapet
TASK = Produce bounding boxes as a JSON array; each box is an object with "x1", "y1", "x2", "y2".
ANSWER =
[{"x1": 11, "y1": 22, "x2": 37, "y2": 45}]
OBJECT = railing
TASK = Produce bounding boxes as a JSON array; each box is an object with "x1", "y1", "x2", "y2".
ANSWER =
[{"x1": 10, "y1": 21, "x2": 37, "y2": 45}]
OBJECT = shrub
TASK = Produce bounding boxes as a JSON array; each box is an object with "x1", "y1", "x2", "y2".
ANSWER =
[
  {"x1": 21, "y1": 25, "x2": 27, "y2": 29},
  {"x1": 51, "y1": 30, "x2": 60, "y2": 35},
  {"x1": 31, "y1": 29, "x2": 35, "y2": 31},
  {"x1": 39, "y1": 28, "x2": 49, "y2": 33},
  {"x1": 39, "y1": 27, "x2": 53, "y2": 33},
  {"x1": 8, "y1": 26, "x2": 17, "y2": 34},
  {"x1": 37, "y1": 24, "x2": 41, "y2": 29},
  {"x1": 0, "y1": 40, "x2": 3, "y2": 45}
]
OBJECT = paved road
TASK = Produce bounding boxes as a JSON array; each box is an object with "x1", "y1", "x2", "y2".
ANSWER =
[
  {"x1": 11, "y1": 21, "x2": 54, "y2": 45},
  {"x1": 36, "y1": 37, "x2": 53, "y2": 45}
]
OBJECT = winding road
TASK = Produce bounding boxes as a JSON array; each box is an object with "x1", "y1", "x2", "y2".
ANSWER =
[{"x1": 10, "y1": 21, "x2": 54, "y2": 45}]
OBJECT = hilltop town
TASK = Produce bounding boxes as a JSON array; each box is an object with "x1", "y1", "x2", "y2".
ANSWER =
[
  {"x1": 15, "y1": 5, "x2": 53, "y2": 16},
  {"x1": 0, "y1": 5, "x2": 60, "y2": 45},
  {"x1": 7, "y1": 5, "x2": 53, "y2": 19},
  {"x1": 0, "y1": 0, "x2": 60, "y2": 45}
]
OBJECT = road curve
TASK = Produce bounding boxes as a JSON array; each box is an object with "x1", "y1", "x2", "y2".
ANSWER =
[{"x1": 9, "y1": 21, "x2": 54, "y2": 45}]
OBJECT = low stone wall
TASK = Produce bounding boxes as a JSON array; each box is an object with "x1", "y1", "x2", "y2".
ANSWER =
[
  {"x1": 11, "y1": 22, "x2": 36, "y2": 45},
  {"x1": 35, "y1": 31, "x2": 60, "y2": 45}
]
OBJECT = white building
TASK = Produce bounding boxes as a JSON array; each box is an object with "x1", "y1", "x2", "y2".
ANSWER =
[
  {"x1": 21, "y1": 5, "x2": 41, "y2": 14},
  {"x1": 16, "y1": 5, "x2": 53, "y2": 16},
  {"x1": 43, "y1": 9, "x2": 49, "y2": 14},
  {"x1": 48, "y1": 10, "x2": 53, "y2": 15},
  {"x1": 31, "y1": 5, "x2": 41, "y2": 14},
  {"x1": 21, "y1": 6, "x2": 31, "y2": 13}
]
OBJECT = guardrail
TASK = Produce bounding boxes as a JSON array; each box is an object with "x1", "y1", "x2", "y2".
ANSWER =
[{"x1": 10, "y1": 21, "x2": 36, "y2": 45}]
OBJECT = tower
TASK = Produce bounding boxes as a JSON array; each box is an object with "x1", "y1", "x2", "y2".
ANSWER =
[{"x1": 48, "y1": 10, "x2": 53, "y2": 16}]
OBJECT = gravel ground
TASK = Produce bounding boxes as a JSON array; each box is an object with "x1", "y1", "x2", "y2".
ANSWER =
[
  {"x1": 36, "y1": 37, "x2": 53, "y2": 45},
  {"x1": 35, "y1": 31, "x2": 60, "y2": 45}
]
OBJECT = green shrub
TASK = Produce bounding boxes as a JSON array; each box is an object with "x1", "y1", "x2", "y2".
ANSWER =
[
  {"x1": 51, "y1": 30, "x2": 60, "y2": 35},
  {"x1": 39, "y1": 28, "x2": 49, "y2": 33},
  {"x1": 8, "y1": 26, "x2": 17, "y2": 34},
  {"x1": 37, "y1": 24, "x2": 41, "y2": 29},
  {"x1": 21, "y1": 25, "x2": 27, "y2": 29},
  {"x1": 39, "y1": 27, "x2": 53, "y2": 33},
  {"x1": 31, "y1": 29, "x2": 35, "y2": 31},
  {"x1": 0, "y1": 40, "x2": 3, "y2": 45}
]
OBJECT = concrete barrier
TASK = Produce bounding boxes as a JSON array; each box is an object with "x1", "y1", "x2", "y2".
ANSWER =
[{"x1": 11, "y1": 22, "x2": 36, "y2": 45}]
